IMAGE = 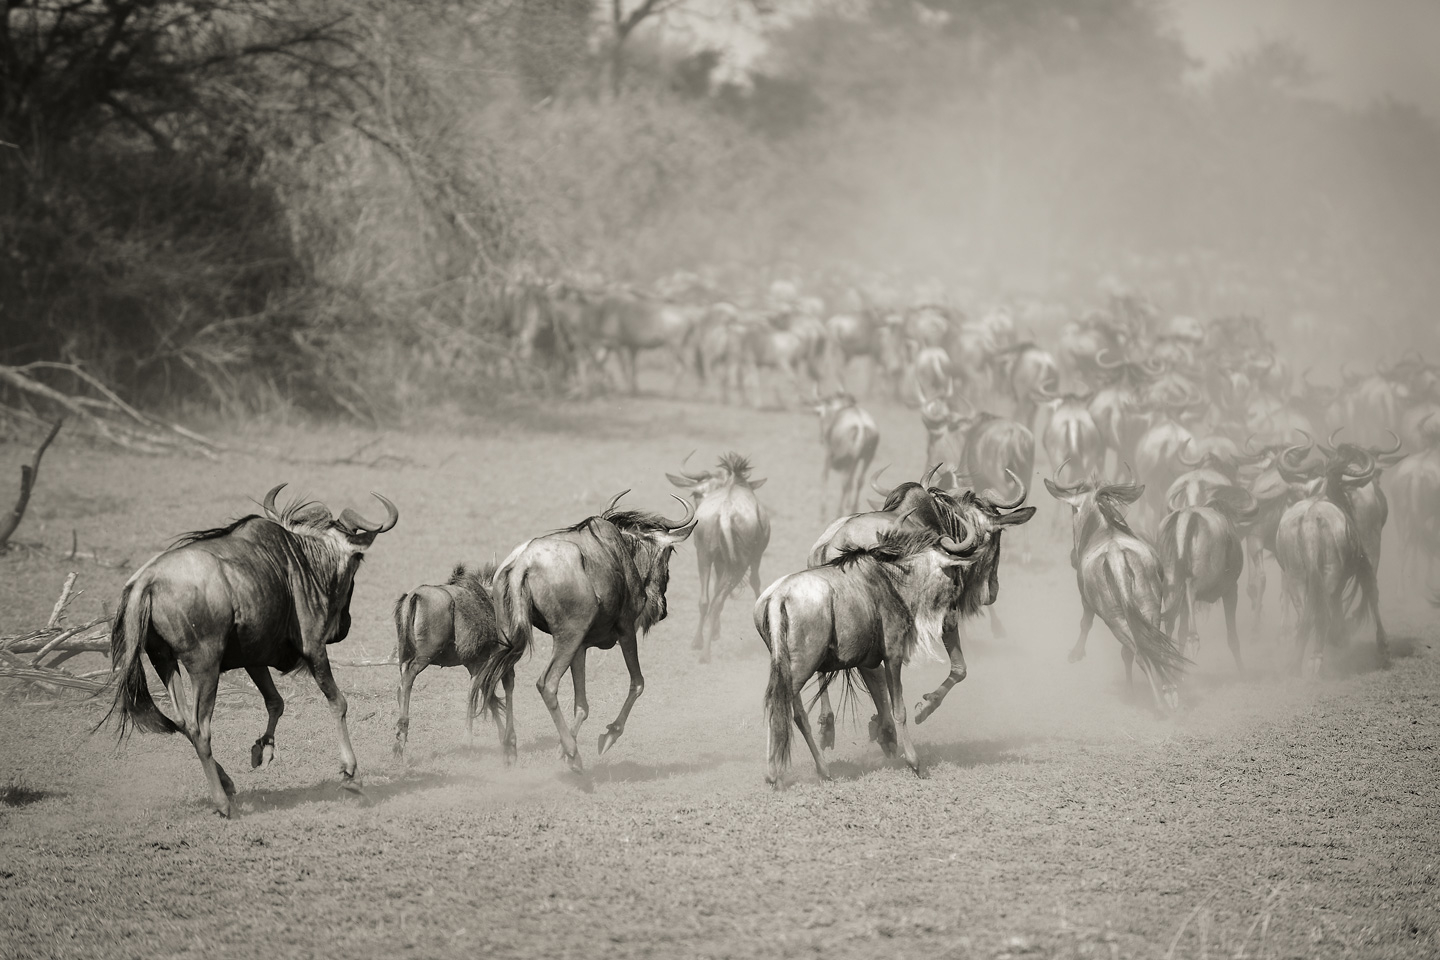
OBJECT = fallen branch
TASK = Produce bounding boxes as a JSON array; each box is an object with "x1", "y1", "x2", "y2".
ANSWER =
[
  {"x1": 0, "y1": 363, "x2": 220, "y2": 458},
  {"x1": 0, "y1": 418, "x2": 62, "y2": 550}
]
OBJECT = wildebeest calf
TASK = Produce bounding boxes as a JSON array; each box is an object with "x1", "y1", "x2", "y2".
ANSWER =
[{"x1": 393, "y1": 562, "x2": 516, "y2": 762}]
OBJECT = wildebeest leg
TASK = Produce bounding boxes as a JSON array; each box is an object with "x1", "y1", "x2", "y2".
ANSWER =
[
  {"x1": 883, "y1": 660, "x2": 920, "y2": 776},
  {"x1": 857, "y1": 667, "x2": 897, "y2": 758},
  {"x1": 598, "y1": 636, "x2": 644, "y2": 755},
  {"x1": 168, "y1": 655, "x2": 233, "y2": 817},
  {"x1": 1360, "y1": 561, "x2": 1389, "y2": 664},
  {"x1": 625, "y1": 347, "x2": 640, "y2": 396},
  {"x1": 915, "y1": 613, "x2": 966, "y2": 724},
  {"x1": 816, "y1": 687, "x2": 836, "y2": 750},
  {"x1": 1069, "y1": 606, "x2": 1095, "y2": 662},
  {"x1": 308, "y1": 655, "x2": 358, "y2": 780},
  {"x1": 1222, "y1": 585, "x2": 1243, "y2": 672},
  {"x1": 1246, "y1": 537, "x2": 1266, "y2": 640},
  {"x1": 692, "y1": 554, "x2": 711, "y2": 653},
  {"x1": 494, "y1": 667, "x2": 518, "y2": 763},
  {"x1": 569, "y1": 647, "x2": 590, "y2": 742},
  {"x1": 702, "y1": 570, "x2": 741, "y2": 665},
  {"x1": 1120, "y1": 644, "x2": 1135, "y2": 693},
  {"x1": 537, "y1": 638, "x2": 584, "y2": 772},
  {"x1": 394, "y1": 659, "x2": 424, "y2": 759},
  {"x1": 791, "y1": 696, "x2": 831, "y2": 781},
  {"x1": 246, "y1": 666, "x2": 284, "y2": 769}
]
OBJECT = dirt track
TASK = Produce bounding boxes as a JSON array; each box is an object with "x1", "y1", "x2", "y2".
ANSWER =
[{"x1": 2, "y1": 389, "x2": 1438, "y2": 960}]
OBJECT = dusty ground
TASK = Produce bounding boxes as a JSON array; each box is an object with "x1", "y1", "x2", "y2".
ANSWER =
[{"x1": 1, "y1": 383, "x2": 1437, "y2": 960}]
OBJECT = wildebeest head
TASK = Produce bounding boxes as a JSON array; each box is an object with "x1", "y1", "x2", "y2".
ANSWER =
[
  {"x1": 259, "y1": 483, "x2": 399, "y2": 551},
  {"x1": 929, "y1": 475, "x2": 1036, "y2": 613},
  {"x1": 666, "y1": 451, "x2": 767, "y2": 501},
  {"x1": 580, "y1": 491, "x2": 697, "y2": 630},
  {"x1": 1045, "y1": 463, "x2": 1144, "y2": 560}
]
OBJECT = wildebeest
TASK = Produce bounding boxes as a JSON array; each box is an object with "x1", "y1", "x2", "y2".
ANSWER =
[
  {"x1": 808, "y1": 470, "x2": 1035, "y2": 739},
  {"x1": 592, "y1": 289, "x2": 700, "y2": 395},
  {"x1": 103, "y1": 484, "x2": 398, "y2": 817},
  {"x1": 1158, "y1": 487, "x2": 1255, "y2": 670},
  {"x1": 666, "y1": 452, "x2": 771, "y2": 662},
  {"x1": 482, "y1": 493, "x2": 696, "y2": 773},
  {"x1": 392, "y1": 563, "x2": 515, "y2": 762},
  {"x1": 812, "y1": 391, "x2": 880, "y2": 519},
  {"x1": 1274, "y1": 444, "x2": 1388, "y2": 674},
  {"x1": 1041, "y1": 390, "x2": 1104, "y2": 480},
  {"x1": 757, "y1": 527, "x2": 977, "y2": 786},
  {"x1": 1045, "y1": 468, "x2": 1188, "y2": 709},
  {"x1": 991, "y1": 342, "x2": 1061, "y2": 431}
]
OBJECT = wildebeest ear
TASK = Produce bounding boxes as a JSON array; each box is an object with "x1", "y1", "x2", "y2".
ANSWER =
[
  {"x1": 750, "y1": 477, "x2": 767, "y2": 489},
  {"x1": 665, "y1": 473, "x2": 697, "y2": 488},
  {"x1": 1105, "y1": 483, "x2": 1145, "y2": 504},
  {"x1": 993, "y1": 505, "x2": 1037, "y2": 526}
]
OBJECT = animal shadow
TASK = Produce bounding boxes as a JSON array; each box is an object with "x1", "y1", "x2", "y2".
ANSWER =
[
  {"x1": 590, "y1": 752, "x2": 748, "y2": 784},
  {"x1": 826, "y1": 735, "x2": 1045, "y2": 780},
  {"x1": 237, "y1": 770, "x2": 469, "y2": 815}
]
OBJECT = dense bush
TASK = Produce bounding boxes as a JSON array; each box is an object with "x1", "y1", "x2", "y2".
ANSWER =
[{"x1": 3, "y1": 0, "x2": 1437, "y2": 417}]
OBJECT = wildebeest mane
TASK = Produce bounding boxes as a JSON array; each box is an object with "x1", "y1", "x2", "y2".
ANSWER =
[
  {"x1": 170, "y1": 514, "x2": 262, "y2": 548},
  {"x1": 449, "y1": 561, "x2": 498, "y2": 591},
  {"x1": 556, "y1": 509, "x2": 674, "y2": 537},
  {"x1": 717, "y1": 451, "x2": 752, "y2": 482},
  {"x1": 170, "y1": 495, "x2": 332, "y2": 549},
  {"x1": 1094, "y1": 485, "x2": 1142, "y2": 538},
  {"x1": 827, "y1": 527, "x2": 940, "y2": 570}
]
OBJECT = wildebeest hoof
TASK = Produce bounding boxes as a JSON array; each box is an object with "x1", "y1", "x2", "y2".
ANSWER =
[
  {"x1": 819, "y1": 715, "x2": 836, "y2": 750},
  {"x1": 252, "y1": 737, "x2": 275, "y2": 769},
  {"x1": 214, "y1": 801, "x2": 232, "y2": 819},
  {"x1": 1067, "y1": 647, "x2": 1086, "y2": 663},
  {"x1": 597, "y1": 725, "x2": 623, "y2": 755},
  {"x1": 392, "y1": 741, "x2": 406, "y2": 761},
  {"x1": 914, "y1": 697, "x2": 938, "y2": 725},
  {"x1": 566, "y1": 753, "x2": 586, "y2": 775}
]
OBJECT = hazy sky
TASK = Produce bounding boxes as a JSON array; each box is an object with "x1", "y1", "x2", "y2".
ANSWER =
[{"x1": 1168, "y1": 0, "x2": 1440, "y2": 115}]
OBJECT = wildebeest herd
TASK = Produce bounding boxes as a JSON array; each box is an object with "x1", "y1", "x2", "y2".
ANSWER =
[{"x1": 101, "y1": 279, "x2": 1440, "y2": 816}]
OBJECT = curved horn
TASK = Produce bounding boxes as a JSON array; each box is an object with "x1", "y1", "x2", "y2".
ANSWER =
[
  {"x1": 662, "y1": 493, "x2": 697, "y2": 531},
  {"x1": 1142, "y1": 355, "x2": 1168, "y2": 376},
  {"x1": 1054, "y1": 457, "x2": 1074, "y2": 482},
  {"x1": 1120, "y1": 461, "x2": 1136, "y2": 486},
  {"x1": 1327, "y1": 426, "x2": 1343, "y2": 449},
  {"x1": 982, "y1": 468, "x2": 1027, "y2": 510},
  {"x1": 870, "y1": 465, "x2": 893, "y2": 497},
  {"x1": 1095, "y1": 348, "x2": 1124, "y2": 370},
  {"x1": 1177, "y1": 438, "x2": 1203, "y2": 467},
  {"x1": 604, "y1": 489, "x2": 630, "y2": 514},
  {"x1": 1369, "y1": 429, "x2": 1402, "y2": 458},
  {"x1": 677, "y1": 450, "x2": 707, "y2": 481},
  {"x1": 339, "y1": 493, "x2": 399, "y2": 534},
  {"x1": 261, "y1": 483, "x2": 286, "y2": 519},
  {"x1": 939, "y1": 528, "x2": 981, "y2": 557},
  {"x1": 921, "y1": 462, "x2": 944, "y2": 487}
]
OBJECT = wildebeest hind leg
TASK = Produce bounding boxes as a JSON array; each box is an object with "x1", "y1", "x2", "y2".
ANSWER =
[
  {"x1": 394, "y1": 659, "x2": 423, "y2": 759},
  {"x1": 246, "y1": 666, "x2": 284, "y2": 768},
  {"x1": 1069, "y1": 607, "x2": 1095, "y2": 662},
  {"x1": 1222, "y1": 586, "x2": 1243, "y2": 672},
  {"x1": 569, "y1": 648, "x2": 590, "y2": 742},
  {"x1": 178, "y1": 658, "x2": 232, "y2": 817},
  {"x1": 883, "y1": 661, "x2": 920, "y2": 776},
  {"x1": 597, "y1": 637, "x2": 643, "y2": 756},
  {"x1": 791, "y1": 697, "x2": 831, "y2": 781},
  {"x1": 857, "y1": 668, "x2": 896, "y2": 757},
  {"x1": 816, "y1": 687, "x2": 836, "y2": 750},
  {"x1": 494, "y1": 667, "x2": 518, "y2": 763},
  {"x1": 537, "y1": 640, "x2": 584, "y2": 771}
]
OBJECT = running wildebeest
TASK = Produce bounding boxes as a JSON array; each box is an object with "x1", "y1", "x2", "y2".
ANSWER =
[
  {"x1": 1158, "y1": 486, "x2": 1256, "y2": 670},
  {"x1": 1045, "y1": 466, "x2": 1188, "y2": 709},
  {"x1": 392, "y1": 562, "x2": 516, "y2": 762},
  {"x1": 483, "y1": 492, "x2": 696, "y2": 773},
  {"x1": 666, "y1": 452, "x2": 771, "y2": 663},
  {"x1": 1274, "y1": 442, "x2": 1388, "y2": 674},
  {"x1": 103, "y1": 484, "x2": 398, "y2": 817},
  {"x1": 758, "y1": 527, "x2": 978, "y2": 786},
  {"x1": 808, "y1": 467, "x2": 1035, "y2": 742},
  {"x1": 812, "y1": 391, "x2": 880, "y2": 519}
]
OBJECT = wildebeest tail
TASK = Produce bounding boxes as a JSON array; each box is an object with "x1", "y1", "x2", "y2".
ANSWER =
[
  {"x1": 759, "y1": 598, "x2": 792, "y2": 774},
  {"x1": 393, "y1": 592, "x2": 419, "y2": 666},
  {"x1": 478, "y1": 564, "x2": 532, "y2": 717},
  {"x1": 99, "y1": 582, "x2": 178, "y2": 738},
  {"x1": 1102, "y1": 556, "x2": 1188, "y2": 689}
]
